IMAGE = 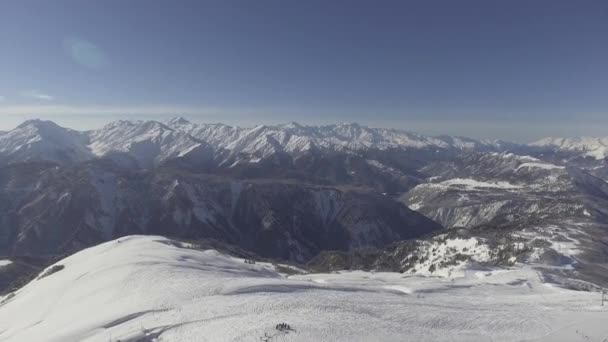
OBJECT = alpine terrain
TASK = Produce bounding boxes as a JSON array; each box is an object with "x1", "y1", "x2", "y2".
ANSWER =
[{"x1": 0, "y1": 118, "x2": 606, "y2": 341}]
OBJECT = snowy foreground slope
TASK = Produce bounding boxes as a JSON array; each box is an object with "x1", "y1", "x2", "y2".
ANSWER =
[{"x1": 0, "y1": 236, "x2": 606, "y2": 342}]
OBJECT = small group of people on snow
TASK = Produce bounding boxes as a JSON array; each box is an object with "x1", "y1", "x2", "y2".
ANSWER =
[{"x1": 275, "y1": 322, "x2": 292, "y2": 331}]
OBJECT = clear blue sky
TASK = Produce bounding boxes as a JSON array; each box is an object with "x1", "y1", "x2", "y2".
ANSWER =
[{"x1": 0, "y1": 0, "x2": 607, "y2": 140}]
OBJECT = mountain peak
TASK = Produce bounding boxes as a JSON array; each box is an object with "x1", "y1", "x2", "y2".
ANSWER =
[
  {"x1": 166, "y1": 116, "x2": 191, "y2": 126},
  {"x1": 16, "y1": 119, "x2": 62, "y2": 130},
  {"x1": 279, "y1": 121, "x2": 305, "y2": 129}
]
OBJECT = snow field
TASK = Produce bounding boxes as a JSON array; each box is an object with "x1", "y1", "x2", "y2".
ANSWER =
[{"x1": 0, "y1": 236, "x2": 606, "y2": 342}]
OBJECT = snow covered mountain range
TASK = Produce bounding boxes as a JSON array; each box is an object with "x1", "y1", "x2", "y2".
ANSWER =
[
  {"x1": 4, "y1": 118, "x2": 606, "y2": 167},
  {"x1": 0, "y1": 118, "x2": 606, "y2": 170},
  {"x1": 0, "y1": 118, "x2": 606, "y2": 295}
]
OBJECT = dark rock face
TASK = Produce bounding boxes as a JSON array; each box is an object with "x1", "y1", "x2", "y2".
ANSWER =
[{"x1": 0, "y1": 159, "x2": 441, "y2": 264}]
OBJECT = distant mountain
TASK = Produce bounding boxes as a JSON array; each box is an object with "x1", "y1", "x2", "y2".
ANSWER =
[
  {"x1": 165, "y1": 117, "x2": 502, "y2": 158},
  {"x1": 0, "y1": 119, "x2": 91, "y2": 164},
  {"x1": 88, "y1": 120, "x2": 214, "y2": 168},
  {"x1": 402, "y1": 151, "x2": 608, "y2": 229},
  {"x1": 0, "y1": 118, "x2": 504, "y2": 168},
  {"x1": 530, "y1": 136, "x2": 608, "y2": 160},
  {"x1": 1, "y1": 118, "x2": 606, "y2": 168}
]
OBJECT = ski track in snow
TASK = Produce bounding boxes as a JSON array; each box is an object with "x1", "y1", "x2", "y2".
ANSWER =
[{"x1": 0, "y1": 236, "x2": 606, "y2": 342}]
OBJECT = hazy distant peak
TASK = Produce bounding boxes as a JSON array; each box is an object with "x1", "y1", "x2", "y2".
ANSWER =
[
  {"x1": 165, "y1": 116, "x2": 192, "y2": 126},
  {"x1": 17, "y1": 119, "x2": 62, "y2": 130},
  {"x1": 531, "y1": 136, "x2": 608, "y2": 159}
]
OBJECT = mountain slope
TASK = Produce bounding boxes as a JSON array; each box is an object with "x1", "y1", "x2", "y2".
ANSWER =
[
  {"x1": 0, "y1": 160, "x2": 440, "y2": 262},
  {"x1": 0, "y1": 120, "x2": 92, "y2": 164},
  {"x1": 531, "y1": 136, "x2": 608, "y2": 160},
  {"x1": 87, "y1": 120, "x2": 214, "y2": 168},
  {"x1": 2, "y1": 118, "x2": 607, "y2": 168},
  {"x1": 0, "y1": 235, "x2": 606, "y2": 342},
  {"x1": 402, "y1": 152, "x2": 608, "y2": 229},
  {"x1": 165, "y1": 118, "x2": 502, "y2": 158}
]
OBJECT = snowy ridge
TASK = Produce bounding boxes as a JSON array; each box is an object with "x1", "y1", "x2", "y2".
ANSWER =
[
  {"x1": 0, "y1": 119, "x2": 92, "y2": 164},
  {"x1": 164, "y1": 118, "x2": 499, "y2": 157},
  {"x1": 2, "y1": 117, "x2": 608, "y2": 166},
  {"x1": 0, "y1": 235, "x2": 606, "y2": 342},
  {"x1": 436, "y1": 178, "x2": 523, "y2": 190},
  {"x1": 165, "y1": 117, "x2": 244, "y2": 150},
  {"x1": 516, "y1": 162, "x2": 565, "y2": 171},
  {"x1": 87, "y1": 120, "x2": 212, "y2": 168},
  {"x1": 531, "y1": 136, "x2": 608, "y2": 160},
  {"x1": 0, "y1": 118, "x2": 501, "y2": 166}
]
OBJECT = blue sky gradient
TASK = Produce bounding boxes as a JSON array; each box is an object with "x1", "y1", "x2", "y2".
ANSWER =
[{"x1": 0, "y1": 0, "x2": 607, "y2": 140}]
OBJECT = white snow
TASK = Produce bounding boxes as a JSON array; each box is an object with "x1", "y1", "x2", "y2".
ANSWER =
[
  {"x1": 435, "y1": 178, "x2": 522, "y2": 190},
  {"x1": 518, "y1": 225, "x2": 584, "y2": 263},
  {"x1": 0, "y1": 119, "x2": 92, "y2": 163},
  {"x1": 531, "y1": 136, "x2": 608, "y2": 160},
  {"x1": 87, "y1": 120, "x2": 211, "y2": 168},
  {"x1": 366, "y1": 159, "x2": 396, "y2": 172},
  {"x1": 489, "y1": 152, "x2": 539, "y2": 162},
  {"x1": 540, "y1": 226, "x2": 582, "y2": 258},
  {"x1": 165, "y1": 119, "x2": 498, "y2": 157},
  {"x1": 408, "y1": 202, "x2": 423, "y2": 211},
  {"x1": 0, "y1": 236, "x2": 606, "y2": 342},
  {"x1": 0, "y1": 118, "x2": 509, "y2": 168},
  {"x1": 0, "y1": 260, "x2": 11, "y2": 268},
  {"x1": 403, "y1": 237, "x2": 493, "y2": 277},
  {"x1": 4, "y1": 119, "x2": 608, "y2": 168},
  {"x1": 516, "y1": 162, "x2": 565, "y2": 171}
]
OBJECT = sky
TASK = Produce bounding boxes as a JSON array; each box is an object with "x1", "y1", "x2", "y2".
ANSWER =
[{"x1": 0, "y1": 0, "x2": 607, "y2": 141}]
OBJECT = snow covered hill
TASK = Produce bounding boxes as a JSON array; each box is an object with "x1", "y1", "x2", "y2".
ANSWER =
[{"x1": 0, "y1": 235, "x2": 606, "y2": 342}]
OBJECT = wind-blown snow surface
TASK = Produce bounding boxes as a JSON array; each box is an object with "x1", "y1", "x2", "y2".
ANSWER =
[{"x1": 0, "y1": 236, "x2": 606, "y2": 342}]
